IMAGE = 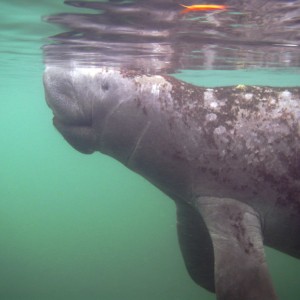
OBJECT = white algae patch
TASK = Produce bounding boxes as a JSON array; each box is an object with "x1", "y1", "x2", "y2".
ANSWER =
[
  {"x1": 204, "y1": 89, "x2": 217, "y2": 108},
  {"x1": 206, "y1": 113, "x2": 218, "y2": 122},
  {"x1": 244, "y1": 93, "x2": 253, "y2": 101},
  {"x1": 279, "y1": 90, "x2": 292, "y2": 101}
]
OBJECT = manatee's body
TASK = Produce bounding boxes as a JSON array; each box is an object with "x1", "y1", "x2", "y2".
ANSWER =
[{"x1": 44, "y1": 67, "x2": 300, "y2": 300}]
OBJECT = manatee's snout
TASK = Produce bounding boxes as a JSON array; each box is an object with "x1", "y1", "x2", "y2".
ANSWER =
[
  {"x1": 43, "y1": 67, "x2": 93, "y2": 127},
  {"x1": 43, "y1": 67, "x2": 97, "y2": 154}
]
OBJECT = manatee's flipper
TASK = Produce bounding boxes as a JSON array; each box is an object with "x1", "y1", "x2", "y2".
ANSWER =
[
  {"x1": 176, "y1": 202, "x2": 215, "y2": 292},
  {"x1": 195, "y1": 197, "x2": 278, "y2": 300}
]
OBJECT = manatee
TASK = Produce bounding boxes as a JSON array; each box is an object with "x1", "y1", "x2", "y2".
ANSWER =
[{"x1": 43, "y1": 66, "x2": 300, "y2": 300}]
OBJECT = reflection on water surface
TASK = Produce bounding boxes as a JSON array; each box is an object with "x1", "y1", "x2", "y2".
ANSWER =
[{"x1": 43, "y1": 0, "x2": 300, "y2": 72}]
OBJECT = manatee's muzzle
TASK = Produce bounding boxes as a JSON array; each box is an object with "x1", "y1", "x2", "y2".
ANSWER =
[
  {"x1": 43, "y1": 67, "x2": 93, "y2": 128},
  {"x1": 43, "y1": 67, "x2": 96, "y2": 154}
]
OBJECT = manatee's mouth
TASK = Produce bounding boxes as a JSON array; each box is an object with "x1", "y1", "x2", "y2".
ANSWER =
[
  {"x1": 51, "y1": 111, "x2": 92, "y2": 127},
  {"x1": 45, "y1": 88, "x2": 93, "y2": 128},
  {"x1": 45, "y1": 96, "x2": 96, "y2": 154},
  {"x1": 43, "y1": 67, "x2": 97, "y2": 154},
  {"x1": 52, "y1": 116, "x2": 96, "y2": 154}
]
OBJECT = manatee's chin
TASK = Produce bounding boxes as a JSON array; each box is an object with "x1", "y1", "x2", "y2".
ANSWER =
[{"x1": 53, "y1": 116, "x2": 97, "y2": 154}]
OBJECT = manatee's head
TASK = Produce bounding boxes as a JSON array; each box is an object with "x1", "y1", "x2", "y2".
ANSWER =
[
  {"x1": 43, "y1": 66, "x2": 139, "y2": 155},
  {"x1": 43, "y1": 66, "x2": 193, "y2": 199}
]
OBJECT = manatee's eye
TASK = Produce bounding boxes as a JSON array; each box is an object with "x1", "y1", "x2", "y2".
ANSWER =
[{"x1": 101, "y1": 82, "x2": 109, "y2": 91}]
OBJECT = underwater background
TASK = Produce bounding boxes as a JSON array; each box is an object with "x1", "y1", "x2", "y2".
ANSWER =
[{"x1": 1, "y1": 1, "x2": 300, "y2": 299}]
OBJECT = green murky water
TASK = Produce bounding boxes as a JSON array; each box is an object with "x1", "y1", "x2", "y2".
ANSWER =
[{"x1": 1, "y1": 1, "x2": 300, "y2": 299}]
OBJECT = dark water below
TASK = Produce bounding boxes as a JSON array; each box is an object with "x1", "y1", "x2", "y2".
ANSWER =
[{"x1": 1, "y1": 1, "x2": 300, "y2": 299}]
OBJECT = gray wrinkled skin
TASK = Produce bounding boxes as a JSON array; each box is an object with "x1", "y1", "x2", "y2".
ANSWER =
[{"x1": 44, "y1": 66, "x2": 300, "y2": 300}]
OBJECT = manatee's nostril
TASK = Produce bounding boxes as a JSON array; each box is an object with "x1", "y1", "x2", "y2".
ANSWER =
[{"x1": 101, "y1": 82, "x2": 109, "y2": 91}]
